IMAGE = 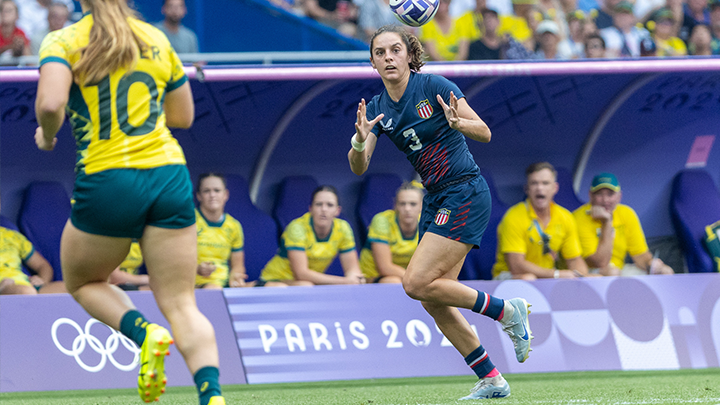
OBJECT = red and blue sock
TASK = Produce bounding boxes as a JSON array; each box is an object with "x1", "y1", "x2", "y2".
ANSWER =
[
  {"x1": 472, "y1": 291, "x2": 505, "y2": 320},
  {"x1": 465, "y1": 345, "x2": 499, "y2": 379}
]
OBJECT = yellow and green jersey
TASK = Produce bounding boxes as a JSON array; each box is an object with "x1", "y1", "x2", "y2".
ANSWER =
[
  {"x1": 359, "y1": 209, "x2": 418, "y2": 279},
  {"x1": 0, "y1": 227, "x2": 35, "y2": 286},
  {"x1": 493, "y1": 200, "x2": 582, "y2": 278},
  {"x1": 261, "y1": 212, "x2": 356, "y2": 281},
  {"x1": 573, "y1": 203, "x2": 649, "y2": 269},
  {"x1": 38, "y1": 14, "x2": 188, "y2": 175},
  {"x1": 118, "y1": 241, "x2": 143, "y2": 274},
  {"x1": 195, "y1": 210, "x2": 244, "y2": 286}
]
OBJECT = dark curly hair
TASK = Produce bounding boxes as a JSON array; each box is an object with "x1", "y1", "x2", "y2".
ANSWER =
[{"x1": 369, "y1": 25, "x2": 426, "y2": 72}]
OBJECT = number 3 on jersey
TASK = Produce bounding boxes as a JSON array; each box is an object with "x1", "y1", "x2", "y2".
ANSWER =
[{"x1": 402, "y1": 128, "x2": 422, "y2": 151}]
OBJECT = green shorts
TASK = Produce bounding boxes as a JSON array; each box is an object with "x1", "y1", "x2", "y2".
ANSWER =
[{"x1": 71, "y1": 165, "x2": 195, "y2": 238}]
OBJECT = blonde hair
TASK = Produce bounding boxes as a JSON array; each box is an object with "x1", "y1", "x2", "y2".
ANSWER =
[
  {"x1": 74, "y1": 0, "x2": 145, "y2": 85},
  {"x1": 396, "y1": 180, "x2": 426, "y2": 199}
]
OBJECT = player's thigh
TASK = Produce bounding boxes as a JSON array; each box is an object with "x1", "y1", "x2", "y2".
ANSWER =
[
  {"x1": 140, "y1": 224, "x2": 197, "y2": 309},
  {"x1": 405, "y1": 232, "x2": 472, "y2": 283},
  {"x1": 60, "y1": 221, "x2": 133, "y2": 293}
]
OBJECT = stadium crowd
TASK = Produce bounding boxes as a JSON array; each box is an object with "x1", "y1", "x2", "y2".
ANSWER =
[{"x1": 1, "y1": 0, "x2": 719, "y2": 64}]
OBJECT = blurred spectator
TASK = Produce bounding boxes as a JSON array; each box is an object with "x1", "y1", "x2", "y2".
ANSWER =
[
  {"x1": 577, "y1": 0, "x2": 598, "y2": 13},
  {"x1": 153, "y1": 0, "x2": 199, "y2": 54},
  {"x1": 29, "y1": 1, "x2": 67, "y2": 55},
  {"x1": 356, "y1": 0, "x2": 399, "y2": 41},
  {"x1": 302, "y1": 0, "x2": 359, "y2": 38},
  {"x1": 558, "y1": 10, "x2": 587, "y2": 58},
  {"x1": 451, "y1": 0, "x2": 514, "y2": 17},
  {"x1": 0, "y1": 225, "x2": 64, "y2": 295},
  {"x1": 497, "y1": 0, "x2": 537, "y2": 50},
  {"x1": 573, "y1": 173, "x2": 674, "y2": 276},
  {"x1": 468, "y1": 7, "x2": 504, "y2": 59},
  {"x1": 108, "y1": 241, "x2": 149, "y2": 290},
  {"x1": 259, "y1": 186, "x2": 364, "y2": 286},
  {"x1": 595, "y1": 0, "x2": 622, "y2": 29},
  {"x1": 194, "y1": 173, "x2": 247, "y2": 289},
  {"x1": 709, "y1": 0, "x2": 720, "y2": 54},
  {"x1": 584, "y1": 32, "x2": 606, "y2": 57},
  {"x1": 420, "y1": 0, "x2": 480, "y2": 61},
  {"x1": 492, "y1": 162, "x2": 588, "y2": 280},
  {"x1": 682, "y1": 0, "x2": 711, "y2": 43},
  {"x1": 16, "y1": 0, "x2": 73, "y2": 40},
  {"x1": 649, "y1": 8, "x2": 687, "y2": 56},
  {"x1": 688, "y1": 23, "x2": 713, "y2": 54},
  {"x1": 359, "y1": 182, "x2": 423, "y2": 284},
  {"x1": 534, "y1": 19, "x2": 565, "y2": 58},
  {"x1": 633, "y1": 0, "x2": 665, "y2": 22},
  {"x1": 581, "y1": 9, "x2": 598, "y2": 36},
  {"x1": 599, "y1": 1, "x2": 650, "y2": 57},
  {"x1": 0, "y1": 0, "x2": 30, "y2": 64}
]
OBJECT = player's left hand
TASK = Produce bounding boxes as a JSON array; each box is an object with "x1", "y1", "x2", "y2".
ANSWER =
[
  {"x1": 437, "y1": 91, "x2": 460, "y2": 130},
  {"x1": 34, "y1": 127, "x2": 57, "y2": 151}
]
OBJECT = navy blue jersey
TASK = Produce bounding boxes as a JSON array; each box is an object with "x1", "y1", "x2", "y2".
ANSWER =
[{"x1": 366, "y1": 72, "x2": 479, "y2": 189}]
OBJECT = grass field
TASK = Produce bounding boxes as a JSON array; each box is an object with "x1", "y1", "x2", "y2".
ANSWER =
[{"x1": 2, "y1": 369, "x2": 718, "y2": 405}]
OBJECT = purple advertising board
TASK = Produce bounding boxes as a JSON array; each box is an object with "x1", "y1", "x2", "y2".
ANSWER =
[
  {"x1": 225, "y1": 274, "x2": 720, "y2": 384},
  {"x1": 0, "y1": 290, "x2": 246, "y2": 392}
]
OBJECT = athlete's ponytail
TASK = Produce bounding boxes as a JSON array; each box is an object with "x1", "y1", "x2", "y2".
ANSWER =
[{"x1": 74, "y1": 0, "x2": 146, "y2": 85}]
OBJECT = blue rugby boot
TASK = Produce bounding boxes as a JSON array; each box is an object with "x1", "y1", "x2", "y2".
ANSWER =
[
  {"x1": 459, "y1": 375, "x2": 511, "y2": 400},
  {"x1": 500, "y1": 298, "x2": 533, "y2": 363}
]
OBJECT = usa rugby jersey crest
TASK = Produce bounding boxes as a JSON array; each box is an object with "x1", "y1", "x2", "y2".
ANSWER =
[{"x1": 366, "y1": 72, "x2": 479, "y2": 189}]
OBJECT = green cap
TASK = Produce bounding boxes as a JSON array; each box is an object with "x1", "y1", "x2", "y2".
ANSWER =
[
  {"x1": 591, "y1": 173, "x2": 621, "y2": 192},
  {"x1": 614, "y1": 1, "x2": 633, "y2": 13}
]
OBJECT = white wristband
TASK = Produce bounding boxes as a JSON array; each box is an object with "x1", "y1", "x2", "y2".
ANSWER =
[
  {"x1": 351, "y1": 133, "x2": 366, "y2": 152},
  {"x1": 554, "y1": 270, "x2": 560, "y2": 279}
]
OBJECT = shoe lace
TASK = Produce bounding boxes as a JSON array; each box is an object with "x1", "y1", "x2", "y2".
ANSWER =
[{"x1": 469, "y1": 378, "x2": 492, "y2": 394}]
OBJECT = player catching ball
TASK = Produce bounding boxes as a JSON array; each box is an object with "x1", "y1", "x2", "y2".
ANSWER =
[
  {"x1": 348, "y1": 25, "x2": 532, "y2": 400},
  {"x1": 34, "y1": 0, "x2": 224, "y2": 404}
]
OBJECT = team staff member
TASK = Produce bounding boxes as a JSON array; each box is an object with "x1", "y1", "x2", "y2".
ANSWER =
[
  {"x1": 259, "y1": 186, "x2": 364, "y2": 286},
  {"x1": 493, "y1": 162, "x2": 589, "y2": 280},
  {"x1": 194, "y1": 173, "x2": 247, "y2": 288},
  {"x1": 359, "y1": 181, "x2": 424, "y2": 283},
  {"x1": 348, "y1": 25, "x2": 532, "y2": 401},
  {"x1": 35, "y1": 0, "x2": 224, "y2": 403},
  {"x1": 573, "y1": 173, "x2": 674, "y2": 276}
]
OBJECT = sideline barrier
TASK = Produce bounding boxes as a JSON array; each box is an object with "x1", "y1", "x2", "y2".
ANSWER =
[
  {"x1": 2, "y1": 274, "x2": 719, "y2": 392},
  {"x1": 0, "y1": 290, "x2": 246, "y2": 392}
]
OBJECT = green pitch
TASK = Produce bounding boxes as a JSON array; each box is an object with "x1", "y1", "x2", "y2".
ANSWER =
[{"x1": 1, "y1": 369, "x2": 718, "y2": 404}]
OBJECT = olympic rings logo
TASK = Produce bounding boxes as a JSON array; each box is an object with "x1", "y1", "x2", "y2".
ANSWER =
[{"x1": 51, "y1": 318, "x2": 140, "y2": 373}]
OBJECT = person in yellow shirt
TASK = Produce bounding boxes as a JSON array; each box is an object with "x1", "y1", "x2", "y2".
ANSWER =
[
  {"x1": 35, "y1": 1, "x2": 224, "y2": 403},
  {"x1": 493, "y1": 162, "x2": 588, "y2": 280},
  {"x1": 194, "y1": 173, "x2": 246, "y2": 288},
  {"x1": 108, "y1": 240, "x2": 149, "y2": 289},
  {"x1": 650, "y1": 8, "x2": 687, "y2": 57},
  {"x1": 419, "y1": 0, "x2": 481, "y2": 61},
  {"x1": 0, "y1": 225, "x2": 56, "y2": 295},
  {"x1": 260, "y1": 186, "x2": 364, "y2": 286},
  {"x1": 359, "y1": 181, "x2": 424, "y2": 283},
  {"x1": 573, "y1": 173, "x2": 674, "y2": 276}
]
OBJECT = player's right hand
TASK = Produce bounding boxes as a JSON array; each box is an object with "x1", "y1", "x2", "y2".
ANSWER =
[{"x1": 355, "y1": 98, "x2": 384, "y2": 143}]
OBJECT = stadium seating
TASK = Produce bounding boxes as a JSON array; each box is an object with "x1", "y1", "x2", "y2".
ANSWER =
[
  {"x1": 460, "y1": 169, "x2": 508, "y2": 280},
  {"x1": 554, "y1": 167, "x2": 584, "y2": 211},
  {"x1": 355, "y1": 173, "x2": 403, "y2": 242},
  {"x1": 222, "y1": 175, "x2": 279, "y2": 282},
  {"x1": 670, "y1": 169, "x2": 720, "y2": 273},
  {"x1": 272, "y1": 175, "x2": 319, "y2": 238},
  {"x1": 0, "y1": 215, "x2": 18, "y2": 231},
  {"x1": 18, "y1": 182, "x2": 71, "y2": 282}
]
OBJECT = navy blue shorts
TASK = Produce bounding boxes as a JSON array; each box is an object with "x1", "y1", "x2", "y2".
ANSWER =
[{"x1": 419, "y1": 175, "x2": 491, "y2": 248}]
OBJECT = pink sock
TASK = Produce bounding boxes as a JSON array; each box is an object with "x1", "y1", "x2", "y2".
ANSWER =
[{"x1": 484, "y1": 368, "x2": 500, "y2": 378}]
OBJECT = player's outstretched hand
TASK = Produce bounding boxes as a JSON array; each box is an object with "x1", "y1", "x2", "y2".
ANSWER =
[
  {"x1": 34, "y1": 127, "x2": 57, "y2": 151},
  {"x1": 437, "y1": 91, "x2": 460, "y2": 130},
  {"x1": 355, "y1": 98, "x2": 384, "y2": 143}
]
